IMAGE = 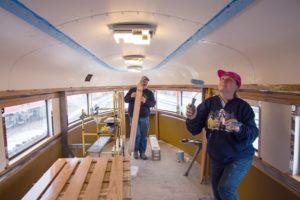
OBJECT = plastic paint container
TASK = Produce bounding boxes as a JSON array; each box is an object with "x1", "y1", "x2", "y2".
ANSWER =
[{"x1": 176, "y1": 150, "x2": 184, "y2": 162}]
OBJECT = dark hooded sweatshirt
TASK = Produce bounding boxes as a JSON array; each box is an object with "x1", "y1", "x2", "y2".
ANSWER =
[
  {"x1": 124, "y1": 87, "x2": 156, "y2": 118},
  {"x1": 186, "y1": 95, "x2": 258, "y2": 163}
]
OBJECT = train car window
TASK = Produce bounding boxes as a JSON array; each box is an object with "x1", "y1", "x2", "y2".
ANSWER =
[
  {"x1": 181, "y1": 91, "x2": 202, "y2": 116},
  {"x1": 245, "y1": 99, "x2": 261, "y2": 157},
  {"x1": 67, "y1": 94, "x2": 88, "y2": 123},
  {"x1": 124, "y1": 90, "x2": 128, "y2": 110},
  {"x1": 290, "y1": 106, "x2": 300, "y2": 176},
  {"x1": 251, "y1": 105, "x2": 260, "y2": 155},
  {"x1": 3, "y1": 100, "x2": 48, "y2": 159},
  {"x1": 156, "y1": 90, "x2": 177, "y2": 113},
  {"x1": 90, "y1": 92, "x2": 114, "y2": 114},
  {"x1": 47, "y1": 99, "x2": 54, "y2": 135}
]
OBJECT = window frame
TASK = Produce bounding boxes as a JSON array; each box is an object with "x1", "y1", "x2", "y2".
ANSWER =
[
  {"x1": 3, "y1": 100, "x2": 51, "y2": 160},
  {"x1": 67, "y1": 93, "x2": 89, "y2": 124}
]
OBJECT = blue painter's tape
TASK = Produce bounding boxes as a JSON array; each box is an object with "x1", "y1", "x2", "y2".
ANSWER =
[
  {"x1": 191, "y1": 79, "x2": 204, "y2": 86},
  {"x1": 0, "y1": 0, "x2": 119, "y2": 71},
  {"x1": 153, "y1": 0, "x2": 255, "y2": 70}
]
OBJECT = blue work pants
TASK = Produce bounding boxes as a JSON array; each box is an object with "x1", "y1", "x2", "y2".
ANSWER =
[
  {"x1": 211, "y1": 157, "x2": 253, "y2": 200},
  {"x1": 130, "y1": 116, "x2": 149, "y2": 154}
]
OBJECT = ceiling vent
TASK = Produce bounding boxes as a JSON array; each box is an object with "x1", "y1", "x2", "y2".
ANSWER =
[{"x1": 85, "y1": 74, "x2": 93, "y2": 82}]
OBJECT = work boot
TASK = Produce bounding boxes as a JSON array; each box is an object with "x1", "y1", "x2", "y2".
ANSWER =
[
  {"x1": 140, "y1": 153, "x2": 147, "y2": 160},
  {"x1": 134, "y1": 151, "x2": 139, "y2": 159}
]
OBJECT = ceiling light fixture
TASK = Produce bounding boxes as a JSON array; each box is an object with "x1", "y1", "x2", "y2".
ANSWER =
[
  {"x1": 127, "y1": 66, "x2": 142, "y2": 72},
  {"x1": 123, "y1": 55, "x2": 145, "y2": 66},
  {"x1": 108, "y1": 23, "x2": 156, "y2": 45}
]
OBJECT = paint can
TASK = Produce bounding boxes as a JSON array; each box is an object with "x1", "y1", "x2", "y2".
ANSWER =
[{"x1": 176, "y1": 150, "x2": 184, "y2": 162}]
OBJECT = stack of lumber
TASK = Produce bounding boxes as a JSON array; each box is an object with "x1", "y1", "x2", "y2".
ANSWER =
[{"x1": 22, "y1": 155, "x2": 131, "y2": 200}]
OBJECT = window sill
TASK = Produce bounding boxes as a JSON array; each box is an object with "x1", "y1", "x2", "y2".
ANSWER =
[
  {"x1": 253, "y1": 157, "x2": 300, "y2": 196},
  {"x1": 0, "y1": 135, "x2": 60, "y2": 179}
]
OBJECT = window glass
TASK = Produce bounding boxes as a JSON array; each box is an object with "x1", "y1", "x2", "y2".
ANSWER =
[
  {"x1": 251, "y1": 106, "x2": 260, "y2": 152},
  {"x1": 124, "y1": 90, "x2": 128, "y2": 110},
  {"x1": 67, "y1": 94, "x2": 88, "y2": 123},
  {"x1": 157, "y1": 90, "x2": 177, "y2": 112},
  {"x1": 47, "y1": 99, "x2": 53, "y2": 135},
  {"x1": 90, "y1": 92, "x2": 114, "y2": 114},
  {"x1": 290, "y1": 106, "x2": 300, "y2": 175},
  {"x1": 182, "y1": 91, "x2": 202, "y2": 116},
  {"x1": 3, "y1": 101, "x2": 48, "y2": 159}
]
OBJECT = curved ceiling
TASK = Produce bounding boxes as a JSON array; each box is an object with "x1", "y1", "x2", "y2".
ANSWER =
[{"x1": 0, "y1": 0, "x2": 300, "y2": 90}]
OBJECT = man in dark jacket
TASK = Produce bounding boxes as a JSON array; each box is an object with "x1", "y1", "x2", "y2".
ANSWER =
[
  {"x1": 186, "y1": 69, "x2": 258, "y2": 200},
  {"x1": 124, "y1": 76, "x2": 156, "y2": 159}
]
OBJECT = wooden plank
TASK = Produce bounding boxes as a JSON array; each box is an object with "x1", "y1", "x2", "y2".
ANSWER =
[
  {"x1": 0, "y1": 93, "x2": 57, "y2": 108},
  {"x1": 149, "y1": 135, "x2": 161, "y2": 160},
  {"x1": 239, "y1": 91, "x2": 300, "y2": 106},
  {"x1": 40, "y1": 158, "x2": 79, "y2": 200},
  {"x1": 82, "y1": 156, "x2": 109, "y2": 200},
  {"x1": 61, "y1": 157, "x2": 92, "y2": 200},
  {"x1": 87, "y1": 136, "x2": 111, "y2": 157},
  {"x1": 200, "y1": 129, "x2": 208, "y2": 184},
  {"x1": 128, "y1": 82, "x2": 144, "y2": 154},
  {"x1": 118, "y1": 92, "x2": 127, "y2": 155},
  {"x1": 98, "y1": 158, "x2": 131, "y2": 199},
  {"x1": 122, "y1": 160, "x2": 132, "y2": 200},
  {"x1": 22, "y1": 159, "x2": 66, "y2": 200},
  {"x1": 149, "y1": 135, "x2": 160, "y2": 150},
  {"x1": 22, "y1": 157, "x2": 131, "y2": 200},
  {"x1": 199, "y1": 88, "x2": 212, "y2": 184},
  {"x1": 68, "y1": 143, "x2": 91, "y2": 150},
  {"x1": 154, "y1": 108, "x2": 159, "y2": 137},
  {"x1": 106, "y1": 155, "x2": 123, "y2": 200}
]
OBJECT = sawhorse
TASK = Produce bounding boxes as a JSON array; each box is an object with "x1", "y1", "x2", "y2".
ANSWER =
[{"x1": 181, "y1": 138, "x2": 202, "y2": 176}]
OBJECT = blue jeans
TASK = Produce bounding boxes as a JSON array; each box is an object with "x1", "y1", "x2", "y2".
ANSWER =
[
  {"x1": 211, "y1": 157, "x2": 253, "y2": 200},
  {"x1": 130, "y1": 116, "x2": 149, "y2": 154}
]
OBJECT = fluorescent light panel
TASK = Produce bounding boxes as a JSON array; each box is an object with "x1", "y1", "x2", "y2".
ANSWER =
[
  {"x1": 114, "y1": 30, "x2": 151, "y2": 45},
  {"x1": 127, "y1": 66, "x2": 142, "y2": 72},
  {"x1": 123, "y1": 55, "x2": 145, "y2": 66},
  {"x1": 109, "y1": 23, "x2": 156, "y2": 45}
]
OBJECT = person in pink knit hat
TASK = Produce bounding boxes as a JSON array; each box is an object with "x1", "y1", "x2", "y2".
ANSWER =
[{"x1": 186, "y1": 69, "x2": 258, "y2": 200}]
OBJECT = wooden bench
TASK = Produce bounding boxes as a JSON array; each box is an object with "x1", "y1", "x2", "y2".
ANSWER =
[
  {"x1": 149, "y1": 135, "x2": 161, "y2": 160},
  {"x1": 87, "y1": 136, "x2": 111, "y2": 157},
  {"x1": 22, "y1": 156, "x2": 131, "y2": 200}
]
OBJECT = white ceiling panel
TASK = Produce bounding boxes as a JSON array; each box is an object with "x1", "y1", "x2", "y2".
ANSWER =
[{"x1": 0, "y1": 0, "x2": 299, "y2": 90}]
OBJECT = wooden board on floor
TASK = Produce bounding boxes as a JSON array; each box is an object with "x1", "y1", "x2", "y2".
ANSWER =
[
  {"x1": 128, "y1": 82, "x2": 144, "y2": 154},
  {"x1": 22, "y1": 156, "x2": 131, "y2": 200},
  {"x1": 107, "y1": 155, "x2": 123, "y2": 200},
  {"x1": 87, "y1": 136, "x2": 111, "y2": 157},
  {"x1": 149, "y1": 135, "x2": 161, "y2": 160}
]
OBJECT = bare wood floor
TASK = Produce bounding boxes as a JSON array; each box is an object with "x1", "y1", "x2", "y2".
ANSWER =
[{"x1": 130, "y1": 140, "x2": 212, "y2": 200}]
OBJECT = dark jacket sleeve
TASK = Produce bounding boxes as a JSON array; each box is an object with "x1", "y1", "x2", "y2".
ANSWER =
[
  {"x1": 143, "y1": 90, "x2": 156, "y2": 107},
  {"x1": 186, "y1": 100, "x2": 210, "y2": 135},
  {"x1": 233, "y1": 103, "x2": 259, "y2": 145},
  {"x1": 124, "y1": 88, "x2": 135, "y2": 103}
]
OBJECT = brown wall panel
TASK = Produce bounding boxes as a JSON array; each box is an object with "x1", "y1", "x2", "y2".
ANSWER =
[
  {"x1": 238, "y1": 167, "x2": 299, "y2": 200},
  {"x1": 158, "y1": 114, "x2": 201, "y2": 161},
  {"x1": 0, "y1": 140, "x2": 62, "y2": 200}
]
